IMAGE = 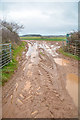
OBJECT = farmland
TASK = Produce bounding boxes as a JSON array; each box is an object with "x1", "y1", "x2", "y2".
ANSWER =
[{"x1": 20, "y1": 36, "x2": 66, "y2": 41}]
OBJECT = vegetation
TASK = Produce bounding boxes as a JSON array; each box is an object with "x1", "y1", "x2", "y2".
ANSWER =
[
  {"x1": 67, "y1": 31, "x2": 80, "y2": 41},
  {"x1": 0, "y1": 19, "x2": 24, "y2": 44},
  {"x1": 59, "y1": 48, "x2": 80, "y2": 61},
  {"x1": 0, "y1": 19, "x2": 25, "y2": 85},
  {"x1": 20, "y1": 36, "x2": 66, "y2": 41},
  {"x1": 64, "y1": 31, "x2": 80, "y2": 57},
  {"x1": 2, "y1": 41, "x2": 26, "y2": 86},
  {"x1": 40, "y1": 52, "x2": 45, "y2": 56}
]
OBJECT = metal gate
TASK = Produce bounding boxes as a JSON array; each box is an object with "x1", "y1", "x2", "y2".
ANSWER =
[{"x1": 0, "y1": 43, "x2": 12, "y2": 68}]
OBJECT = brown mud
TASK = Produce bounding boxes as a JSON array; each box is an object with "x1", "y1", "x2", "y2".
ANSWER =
[{"x1": 2, "y1": 40, "x2": 78, "y2": 118}]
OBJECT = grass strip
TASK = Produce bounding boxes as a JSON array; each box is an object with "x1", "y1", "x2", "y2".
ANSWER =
[
  {"x1": 59, "y1": 48, "x2": 80, "y2": 61},
  {"x1": 2, "y1": 41, "x2": 26, "y2": 86}
]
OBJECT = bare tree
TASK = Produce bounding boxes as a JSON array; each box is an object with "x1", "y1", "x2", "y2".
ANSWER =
[{"x1": 0, "y1": 19, "x2": 24, "y2": 44}]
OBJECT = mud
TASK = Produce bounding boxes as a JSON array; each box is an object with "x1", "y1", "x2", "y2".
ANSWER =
[{"x1": 2, "y1": 40, "x2": 78, "y2": 118}]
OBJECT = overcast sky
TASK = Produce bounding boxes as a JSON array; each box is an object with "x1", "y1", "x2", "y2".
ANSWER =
[{"x1": 0, "y1": 1, "x2": 78, "y2": 35}]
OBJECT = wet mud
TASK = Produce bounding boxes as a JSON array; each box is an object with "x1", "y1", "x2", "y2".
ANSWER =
[{"x1": 2, "y1": 40, "x2": 78, "y2": 118}]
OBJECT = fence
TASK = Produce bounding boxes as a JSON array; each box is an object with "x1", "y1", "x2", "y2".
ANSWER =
[
  {"x1": 0, "y1": 43, "x2": 12, "y2": 68},
  {"x1": 62, "y1": 40, "x2": 80, "y2": 57}
]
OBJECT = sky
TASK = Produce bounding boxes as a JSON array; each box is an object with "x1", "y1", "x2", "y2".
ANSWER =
[{"x1": 0, "y1": 0, "x2": 79, "y2": 35}]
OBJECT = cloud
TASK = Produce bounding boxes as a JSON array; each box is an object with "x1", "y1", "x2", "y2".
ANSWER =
[
  {"x1": 1, "y1": 0, "x2": 79, "y2": 2},
  {"x1": 0, "y1": 2, "x2": 78, "y2": 35}
]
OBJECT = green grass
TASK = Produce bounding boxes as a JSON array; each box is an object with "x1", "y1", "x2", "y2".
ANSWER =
[
  {"x1": 2, "y1": 41, "x2": 27, "y2": 86},
  {"x1": 59, "y1": 48, "x2": 80, "y2": 61},
  {"x1": 40, "y1": 52, "x2": 45, "y2": 56},
  {"x1": 20, "y1": 36, "x2": 66, "y2": 41}
]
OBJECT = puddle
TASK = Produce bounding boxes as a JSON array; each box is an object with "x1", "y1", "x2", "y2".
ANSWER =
[
  {"x1": 66, "y1": 73, "x2": 78, "y2": 107},
  {"x1": 26, "y1": 42, "x2": 39, "y2": 65},
  {"x1": 54, "y1": 58, "x2": 69, "y2": 66},
  {"x1": 39, "y1": 43, "x2": 60, "y2": 57},
  {"x1": 26, "y1": 43, "x2": 32, "y2": 58},
  {"x1": 51, "y1": 45, "x2": 54, "y2": 48}
]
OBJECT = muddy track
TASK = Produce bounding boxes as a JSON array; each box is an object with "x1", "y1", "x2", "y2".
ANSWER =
[{"x1": 2, "y1": 40, "x2": 78, "y2": 118}]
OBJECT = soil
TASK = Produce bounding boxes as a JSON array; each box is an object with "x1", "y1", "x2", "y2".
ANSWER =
[{"x1": 2, "y1": 40, "x2": 78, "y2": 118}]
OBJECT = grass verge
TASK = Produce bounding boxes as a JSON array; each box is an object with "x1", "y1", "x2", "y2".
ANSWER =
[
  {"x1": 59, "y1": 48, "x2": 80, "y2": 61},
  {"x1": 2, "y1": 41, "x2": 27, "y2": 86}
]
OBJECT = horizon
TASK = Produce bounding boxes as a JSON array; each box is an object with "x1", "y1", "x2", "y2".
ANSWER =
[{"x1": 19, "y1": 33, "x2": 66, "y2": 36}]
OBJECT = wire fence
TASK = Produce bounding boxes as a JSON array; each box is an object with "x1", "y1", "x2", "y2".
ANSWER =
[{"x1": 0, "y1": 43, "x2": 12, "y2": 68}]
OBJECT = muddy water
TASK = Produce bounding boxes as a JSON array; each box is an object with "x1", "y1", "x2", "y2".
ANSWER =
[
  {"x1": 66, "y1": 73, "x2": 78, "y2": 107},
  {"x1": 54, "y1": 57, "x2": 78, "y2": 107},
  {"x1": 26, "y1": 41, "x2": 78, "y2": 107},
  {"x1": 26, "y1": 42, "x2": 39, "y2": 65},
  {"x1": 54, "y1": 58, "x2": 69, "y2": 66},
  {"x1": 39, "y1": 42, "x2": 60, "y2": 57},
  {"x1": 54, "y1": 58, "x2": 78, "y2": 107}
]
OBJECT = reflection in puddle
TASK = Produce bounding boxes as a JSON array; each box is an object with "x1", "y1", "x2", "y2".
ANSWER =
[
  {"x1": 39, "y1": 43, "x2": 60, "y2": 57},
  {"x1": 26, "y1": 42, "x2": 39, "y2": 65},
  {"x1": 54, "y1": 58, "x2": 69, "y2": 66},
  {"x1": 66, "y1": 73, "x2": 78, "y2": 107},
  {"x1": 26, "y1": 42, "x2": 60, "y2": 65},
  {"x1": 26, "y1": 43, "x2": 32, "y2": 58}
]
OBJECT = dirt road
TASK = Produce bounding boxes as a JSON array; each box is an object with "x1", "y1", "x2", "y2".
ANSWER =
[{"x1": 2, "y1": 40, "x2": 78, "y2": 118}]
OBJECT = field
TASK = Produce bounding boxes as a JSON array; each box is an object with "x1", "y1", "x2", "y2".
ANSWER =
[{"x1": 20, "y1": 36, "x2": 66, "y2": 41}]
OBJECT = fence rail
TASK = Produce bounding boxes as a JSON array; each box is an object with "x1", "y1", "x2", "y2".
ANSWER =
[{"x1": 0, "y1": 43, "x2": 12, "y2": 68}]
